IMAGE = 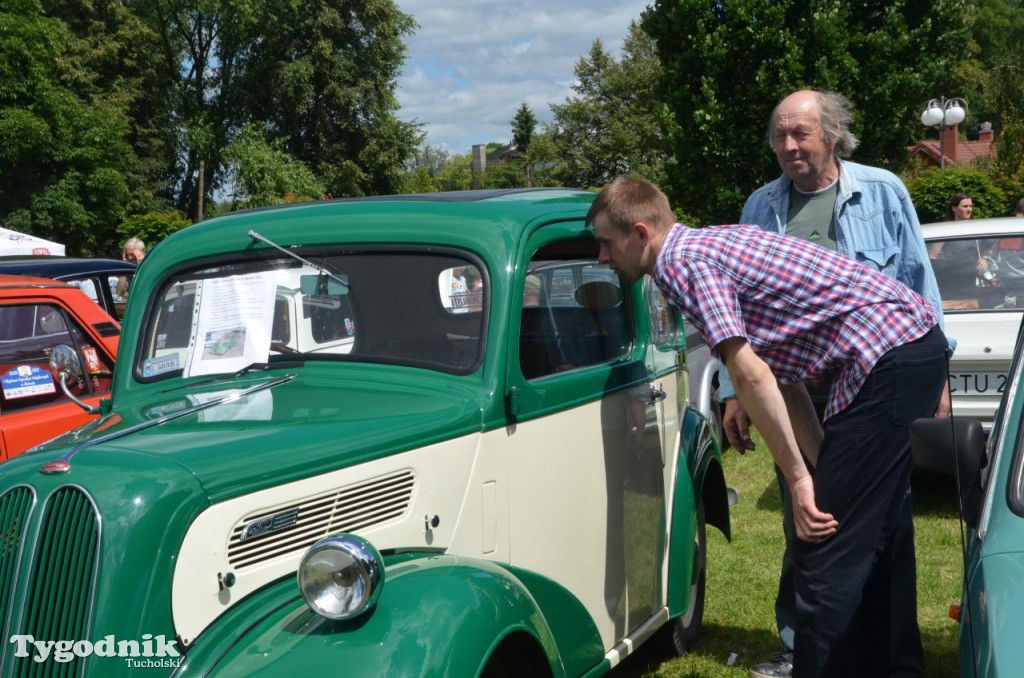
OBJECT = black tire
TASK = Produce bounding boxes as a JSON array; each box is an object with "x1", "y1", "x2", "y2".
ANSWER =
[{"x1": 660, "y1": 498, "x2": 707, "y2": 656}]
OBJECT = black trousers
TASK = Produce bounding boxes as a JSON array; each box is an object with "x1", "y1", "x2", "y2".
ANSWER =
[{"x1": 792, "y1": 327, "x2": 947, "y2": 678}]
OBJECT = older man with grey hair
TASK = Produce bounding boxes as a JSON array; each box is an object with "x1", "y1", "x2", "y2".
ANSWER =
[
  {"x1": 720, "y1": 90, "x2": 950, "y2": 678},
  {"x1": 117, "y1": 237, "x2": 146, "y2": 299}
]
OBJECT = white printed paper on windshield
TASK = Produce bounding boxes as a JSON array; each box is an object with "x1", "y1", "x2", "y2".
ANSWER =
[{"x1": 183, "y1": 272, "x2": 276, "y2": 378}]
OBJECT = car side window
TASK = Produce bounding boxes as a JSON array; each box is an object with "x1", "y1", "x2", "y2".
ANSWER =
[
  {"x1": 68, "y1": 278, "x2": 101, "y2": 306},
  {"x1": 519, "y1": 254, "x2": 631, "y2": 379},
  {"x1": 108, "y1": 274, "x2": 130, "y2": 320},
  {"x1": 0, "y1": 303, "x2": 114, "y2": 413},
  {"x1": 645, "y1": 277, "x2": 679, "y2": 349},
  {"x1": 932, "y1": 236, "x2": 1024, "y2": 311}
]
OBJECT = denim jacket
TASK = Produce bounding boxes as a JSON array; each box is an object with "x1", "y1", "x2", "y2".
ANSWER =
[{"x1": 717, "y1": 159, "x2": 949, "y2": 400}]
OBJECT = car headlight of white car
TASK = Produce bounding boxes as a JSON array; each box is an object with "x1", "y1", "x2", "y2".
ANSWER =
[{"x1": 298, "y1": 534, "x2": 384, "y2": 620}]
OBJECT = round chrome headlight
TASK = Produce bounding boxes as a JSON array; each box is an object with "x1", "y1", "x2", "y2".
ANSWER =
[{"x1": 298, "y1": 534, "x2": 383, "y2": 620}]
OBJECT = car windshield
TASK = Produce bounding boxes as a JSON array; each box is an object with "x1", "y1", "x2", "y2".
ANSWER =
[{"x1": 138, "y1": 250, "x2": 486, "y2": 380}]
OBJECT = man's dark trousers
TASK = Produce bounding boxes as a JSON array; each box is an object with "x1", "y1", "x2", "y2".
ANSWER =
[{"x1": 792, "y1": 327, "x2": 947, "y2": 678}]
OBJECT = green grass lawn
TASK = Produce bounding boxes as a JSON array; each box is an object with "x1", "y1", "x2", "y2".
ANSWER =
[{"x1": 614, "y1": 441, "x2": 965, "y2": 677}]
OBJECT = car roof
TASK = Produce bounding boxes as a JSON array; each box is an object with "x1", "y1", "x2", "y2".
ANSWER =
[
  {"x1": 0, "y1": 256, "x2": 136, "y2": 278},
  {"x1": 0, "y1": 273, "x2": 70, "y2": 289},
  {"x1": 922, "y1": 216, "x2": 1024, "y2": 239},
  {"x1": 139, "y1": 188, "x2": 597, "y2": 288}
]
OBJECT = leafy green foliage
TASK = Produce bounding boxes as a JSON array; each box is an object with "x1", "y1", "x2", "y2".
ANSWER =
[
  {"x1": 116, "y1": 211, "x2": 192, "y2": 254},
  {"x1": 512, "y1": 103, "x2": 538, "y2": 154},
  {"x1": 982, "y1": 3, "x2": 1024, "y2": 187},
  {"x1": 224, "y1": 123, "x2": 325, "y2": 208},
  {"x1": 0, "y1": 0, "x2": 139, "y2": 255},
  {"x1": 1, "y1": 0, "x2": 419, "y2": 248},
  {"x1": 545, "y1": 22, "x2": 675, "y2": 191},
  {"x1": 249, "y1": 0, "x2": 423, "y2": 199},
  {"x1": 904, "y1": 166, "x2": 1007, "y2": 222},
  {"x1": 641, "y1": 0, "x2": 970, "y2": 225}
]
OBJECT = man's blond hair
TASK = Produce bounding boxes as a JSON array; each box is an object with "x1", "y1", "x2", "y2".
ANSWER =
[{"x1": 586, "y1": 177, "x2": 675, "y2": 234}]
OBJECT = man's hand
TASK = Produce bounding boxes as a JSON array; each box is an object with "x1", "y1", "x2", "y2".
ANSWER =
[
  {"x1": 790, "y1": 475, "x2": 838, "y2": 542},
  {"x1": 718, "y1": 336, "x2": 835, "y2": 541},
  {"x1": 723, "y1": 398, "x2": 756, "y2": 452}
]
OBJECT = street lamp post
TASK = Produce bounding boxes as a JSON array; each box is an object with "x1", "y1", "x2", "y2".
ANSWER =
[{"x1": 920, "y1": 97, "x2": 968, "y2": 169}]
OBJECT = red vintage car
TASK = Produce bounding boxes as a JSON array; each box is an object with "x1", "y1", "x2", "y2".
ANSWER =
[{"x1": 0, "y1": 275, "x2": 119, "y2": 459}]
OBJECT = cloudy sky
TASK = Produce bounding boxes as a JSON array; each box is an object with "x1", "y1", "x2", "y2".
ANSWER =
[{"x1": 393, "y1": 0, "x2": 651, "y2": 154}]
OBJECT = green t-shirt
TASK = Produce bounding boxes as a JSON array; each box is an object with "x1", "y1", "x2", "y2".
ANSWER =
[{"x1": 787, "y1": 181, "x2": 838, "y2": 251}]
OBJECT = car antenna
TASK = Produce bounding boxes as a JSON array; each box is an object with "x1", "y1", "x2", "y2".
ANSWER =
[{"x1": 247, "y1": 230, "x2": 351, "y2": 291}]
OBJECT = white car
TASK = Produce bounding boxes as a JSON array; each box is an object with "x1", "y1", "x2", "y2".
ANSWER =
[
  {"x1": 684, "y1": 321, "x2": 722, "y2": 447},
  {"x1": 924, "y1": 216, "x2": 1024, "y2": 429}
]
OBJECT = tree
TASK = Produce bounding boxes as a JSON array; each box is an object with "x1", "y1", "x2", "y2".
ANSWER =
[
  {"x1": 510, "y1": 103, "x2": 538, "y2": 186},
  {"x1": 0, "y1": 0, "x2": 138, "y2": 256},
  {"x1": 512, "y1": 103, "x2": 537, "y2": 154},
  {"x1": 546, "y1": 22, "x2": 675, "y2": 191},
  {"x1": 949, "y1": 0, "x2": 1020, "y2": 136},
  {"x1": 247, "y1": 0, "x2": 423, "y2": 198},
  {"x1": 642, "y1": 0, "x2": 970, "y2": 225},
  {"x1": 406, "y1": 145, "x2": 452, "y2": 177},
  {"x1": 42, "y1": 0, "x2": 175, "y2": 217},
  {"x1": 132, "y1": 0, "x2": 421, "y2": 220},
  {"x1": 224, "y1": 123, "x2": 326, "y2": 208},
  {"x1": 979, "y1": 2, "x2": 1024, "y2": 191},
  {"x1": 117, "y1": 211, "x2": 192, "y2": 251}
]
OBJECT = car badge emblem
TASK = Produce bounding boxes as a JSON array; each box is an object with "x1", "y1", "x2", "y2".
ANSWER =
[
  {"x1": 40, "y1": 460, "x2": 71, "y2": 475},
  {"x1": 240, "y1": 508, "x2": 300, "y2": 542}
]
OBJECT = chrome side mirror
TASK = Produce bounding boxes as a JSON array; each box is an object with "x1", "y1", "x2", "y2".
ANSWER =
[{"x1": 49, "y1": 345, "x2": 99, "y2": 414}]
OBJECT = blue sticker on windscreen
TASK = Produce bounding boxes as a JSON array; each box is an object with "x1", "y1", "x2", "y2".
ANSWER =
[{"x1": 143, "y1": 353, "x2": 182, "y2": 377}]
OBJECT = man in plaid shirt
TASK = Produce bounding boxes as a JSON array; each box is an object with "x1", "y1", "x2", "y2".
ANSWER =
[{"x1": 587, "y1": 177, "x2": 947, "y2": 678}]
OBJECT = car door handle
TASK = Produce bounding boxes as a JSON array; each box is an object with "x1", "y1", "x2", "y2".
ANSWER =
[{"x1": 649, "y1": 384, "x2": 667, "y2": 403}]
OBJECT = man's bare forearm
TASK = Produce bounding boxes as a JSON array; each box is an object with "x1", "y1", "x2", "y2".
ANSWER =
[{"x1": 779, "y1": 382, "x2": 823, "y2": 468}]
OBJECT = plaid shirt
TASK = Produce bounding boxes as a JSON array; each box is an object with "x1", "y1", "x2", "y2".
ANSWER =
[{"x1": 654, "y1": 223, "x2": 938, "y2": 419}]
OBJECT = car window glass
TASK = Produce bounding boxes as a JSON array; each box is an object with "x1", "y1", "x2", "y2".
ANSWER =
[
  {"x1": 0, "y1": 303, "x2": 114, "y2": 413},
  {"x1": 141, "y1": 251, "x2": 485, "y2": 380},
  {"x1": 107, "y1": 274, "x2": 129, "y2": 320},
  {"x1": 68, "y1": 278, "x2": 100, "y2": 305},
  {"x1": 439, "y1": 266, "x2": 483, "y2": 314},
  {"x1": 519, "y1": 253, "x2": 631, "y2": 379},
  {"x1": 931, "y1": 236, "x2": 1024, "y2": 311},
  {"x1": 645, "y1": 277, "x2": 679, "y2": 349}
]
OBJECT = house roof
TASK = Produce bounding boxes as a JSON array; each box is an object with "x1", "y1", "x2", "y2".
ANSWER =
[
  {"x1": 907, "y1": 138, "x2": 995, "y2": 165},
  {"x1": 907, "y1": 124, "x2": 995, "y2": 166}
]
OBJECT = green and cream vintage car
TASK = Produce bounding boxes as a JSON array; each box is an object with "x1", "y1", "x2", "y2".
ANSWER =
[{"x1": 0, "y1": 189, "x2": 730, "y2": 677}]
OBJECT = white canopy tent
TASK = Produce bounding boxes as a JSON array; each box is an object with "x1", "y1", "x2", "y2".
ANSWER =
[{"x1": 0, "y1": 227, "x2": 65, "y2": 256}]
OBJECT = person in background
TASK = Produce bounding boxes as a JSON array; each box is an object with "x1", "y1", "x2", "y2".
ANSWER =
[
  {"x1": 117, "y1": 237, "x2": 145, "y2": 300},
  {"x1": 1015, "y1": 197, "x2": 1024, "y2": 217},
  {"x1": 946, "y1": 192, "x2": 974, "y2": 221},
  {"x1": 588, "y1": 176, "x2": 948, "y2": 678},
  {"x1": 930, "y1": 193, "x2": 987, "y2": 278},
  {"x1": 721, "y1": 89, "x2": 950, "y2": 678}
]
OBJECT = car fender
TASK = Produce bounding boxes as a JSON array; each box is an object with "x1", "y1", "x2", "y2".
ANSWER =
[
  {"x1": 180, "y1": 553, "x2": 574, "y2": 678},
  {"x1": 667, "y1": 405, "x2": 730, "y2": 618}
]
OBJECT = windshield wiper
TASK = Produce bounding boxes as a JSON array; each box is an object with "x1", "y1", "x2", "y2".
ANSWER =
[
  {"x1": 159, "y1": 359, "x2": 304, "y2": 393},
  {"x1": 248, "y1": 230, "x2": 351, "y2": 292}
]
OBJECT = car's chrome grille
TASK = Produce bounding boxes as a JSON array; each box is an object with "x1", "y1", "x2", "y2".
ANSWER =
[
  {"x1": 227, "y1": 470, "x2": 415, "y2": 569},
  {"x1": 3, "y1": 486, "x2": 99, "y2": 678}
]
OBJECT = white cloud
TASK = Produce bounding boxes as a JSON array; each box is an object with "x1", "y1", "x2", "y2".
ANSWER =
[{"x1": 394, "y1": 0, "x2": 650, "y2": 153}]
